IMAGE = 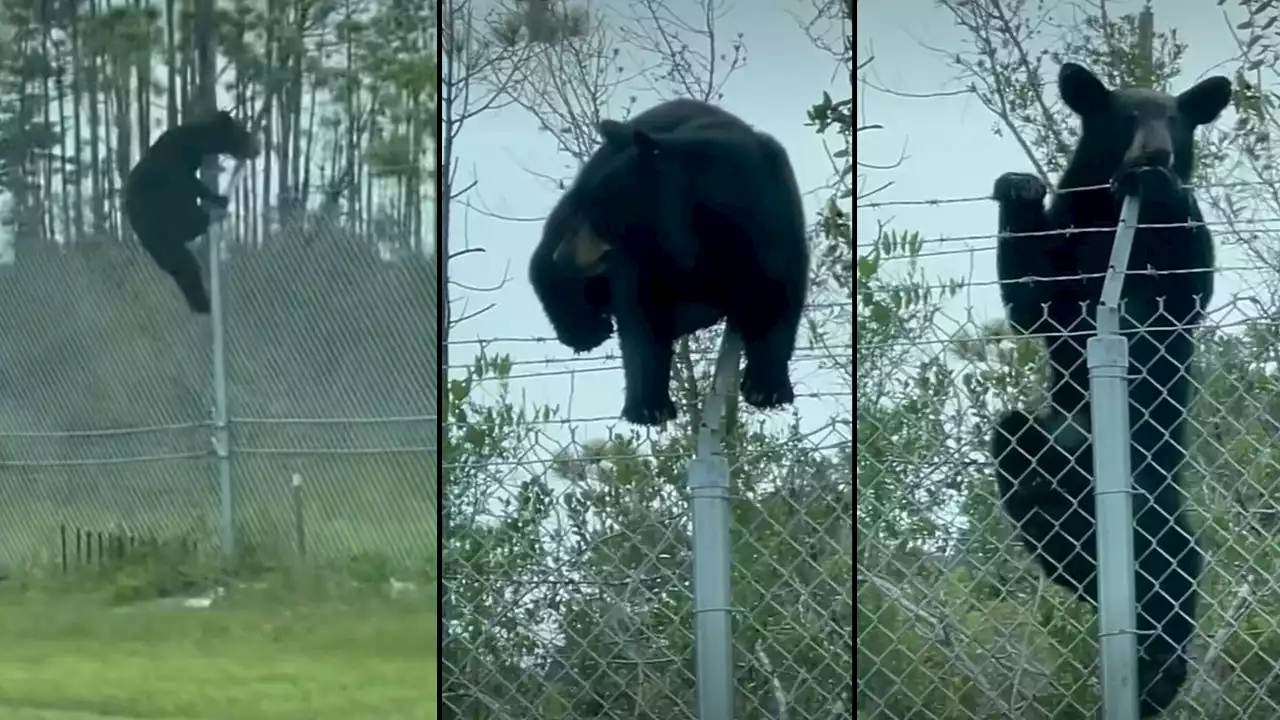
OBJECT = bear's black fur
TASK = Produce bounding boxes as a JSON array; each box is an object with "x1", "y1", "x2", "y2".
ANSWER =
[
  {"x1": 991, "y1": 63, "x2": 1229, "y2": 717},
  {"x1": 124, "y1": 110, "x2": 259, "y2": 314},
  {"x1": 529, "y1": 99, "x2": 809, "y2": 426}
]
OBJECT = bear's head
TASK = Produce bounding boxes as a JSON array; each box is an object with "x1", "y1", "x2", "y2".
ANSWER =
[
  {"x1": 189, "y1": 110, "x2": 261, "y2": 161},
  {"x1": 551, "y1": 132, "x2": 634, "y2": 277},
  {"x1": 578, "y1": 120, "x2": 663, "y2": 234},
  {"x1": 1059, "y1": 62, "x2": 1231, "y2": 185},
  {"x1": 569, "y1": 120, "x2": 698, "y2": 270}
]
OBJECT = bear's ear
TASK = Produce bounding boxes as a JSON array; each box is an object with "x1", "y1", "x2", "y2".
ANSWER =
[
  {"x1": 632, "y1": 130, "x2": 660, "y2": 155},
  {"x1": 1059, "y1": 63, "x2": 1111, "y2": 116},
  {"x1": 598, "y1": 120, "x2": 662, "y2": 155},
  {"x1": 1178, "y1": 76, "x2": 1233, "y2": 126},
  {"x1": 598, "y1": 119, "x2": 631, "y2": 148}
]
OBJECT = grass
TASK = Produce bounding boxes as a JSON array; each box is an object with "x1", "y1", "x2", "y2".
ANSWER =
[
  {"x1": 0, "y1": 460, "x2": 436, "y2": 719},
  {"x1": 0, "y1": 586, "x2": 436, "y2": 720}
]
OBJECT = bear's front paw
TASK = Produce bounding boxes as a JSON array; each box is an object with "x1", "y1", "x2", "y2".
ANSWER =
[
  {"x1": 740, "y1": 363, "x2": 795, "y2": 409},
  {"x1": 1111, "y1": 165, "x2": 1183, "y2": 202},
  {"x1": 621, "y1": 391, "x2": 677, "y2": 426},
  {"x1": 557, "y1": 314, "x2": 613, "y2": 353},
  {"x1": 992, "y1": 172, "x2": 1048, "y2": 206}
]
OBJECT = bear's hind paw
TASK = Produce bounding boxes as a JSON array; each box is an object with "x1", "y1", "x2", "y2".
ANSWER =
[
  {"x1": 737, "y1": 363, "x2": 793, "y2": 409},
  {"x1": 621, "y1": 395, "x2": 678, "y2": 426},
  {"x1": 1138, "y1": 649, "x2": 1189, "y2": 718},
  {"x1": 740, "y1": 372, "x2": 796, "y2": 410}
]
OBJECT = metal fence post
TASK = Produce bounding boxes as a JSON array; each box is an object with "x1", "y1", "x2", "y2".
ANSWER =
[
  {"x1": 209, "y1": 162, "x2": 247, "y2": 568},
  {"x1": 686, "y1": 329, "x2": 742, "y2": 720},
  {"x1": 1089, "y1": 192, "x2": 1142, "y2": 719}
]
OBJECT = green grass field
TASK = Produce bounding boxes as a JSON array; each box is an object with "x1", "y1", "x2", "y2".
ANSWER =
[{"x1": 0, "y1": 589, "x2": 436, "y2": 720}]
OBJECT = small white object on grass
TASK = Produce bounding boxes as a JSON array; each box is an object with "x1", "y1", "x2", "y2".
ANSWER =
[
  {"x1": 181, "y1": 585, "x2": 226, "y2": 609},
  {"x1": 388, "y1": 578, "x2": 417, "y2": 598}
]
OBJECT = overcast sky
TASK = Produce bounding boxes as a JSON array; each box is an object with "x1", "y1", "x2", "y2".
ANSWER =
[{"x1": 444, "y1": 0, "x2": 850, "y2": 445}]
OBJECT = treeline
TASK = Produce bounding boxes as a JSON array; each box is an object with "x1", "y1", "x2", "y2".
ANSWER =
[{"x1": 0, "y1": 0, "x2": 432, "y2": 253}]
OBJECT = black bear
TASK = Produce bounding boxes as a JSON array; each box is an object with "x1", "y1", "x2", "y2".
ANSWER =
[
  {"x1": 529, "y1": 99, "x2": 810, "y2": 425},
  {"x1": 990, "y1": 63, "x2": 1228, "y2": 717},
  {"x1": 124, "y1": 110, "x2": 260, "y2": 314}
]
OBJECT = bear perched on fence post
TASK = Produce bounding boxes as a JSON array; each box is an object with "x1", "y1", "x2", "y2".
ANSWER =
[
  {"x1": 528, "y1": 99, "x2": 810, "y2": 426},
  {"x1": 989, "y1": 62, "x2": 1229, "y2": 717},
  {"x1": 124, "y1": 110, "x2": 260, "y2": 314}
]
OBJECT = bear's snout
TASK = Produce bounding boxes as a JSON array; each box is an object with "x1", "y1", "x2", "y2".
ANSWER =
[
  {"x1": 1123, "y1": 122, "x2": 1174, "y2": 170},
  {"x1": 1127, "y1": 146, "x2": 1173, "y2": 169}
]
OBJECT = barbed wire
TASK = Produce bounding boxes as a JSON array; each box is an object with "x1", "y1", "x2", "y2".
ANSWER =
[
  {"x1": 441, "y1": 351, "x2": 851, "y2": 382},
  {"x1": 858, "y1": 178, "x2": 1280, "y2": 212},
  {"x1": 445, "y1": 303, "x2": 856, "y2": 350},
  {"x1": 443, "y1": 349, "x2": 850, "y2": 434},
  {"x1": 857, "y1": 265, "x2": 1269, "y2": 298},
  {"x1": 439, "y1": 399, "x2": 854, "y2": 434},
  {"x1": 442, "y1": 317, "x2": 850, "y2": 489},
  {"x1": 858, "y1": 216, "x2": 1280, "y2": 253},
  {"x1": 441, "y1": 342, "x2": 854, "y2": 370},
  {"x1": 451, "y1": 337, "x2": 857, "y2": 357},
  {"x1": 444, "y1": 299, "x2": 852, "y2": 439},
  {"x1": 861, "y1": 313, "x2": 1278, "y2": 352}
]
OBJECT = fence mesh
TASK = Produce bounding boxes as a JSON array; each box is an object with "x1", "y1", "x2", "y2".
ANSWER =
[
  {"x1": 441, "y1": 319, "x2": 853, "y2": 718},
  {"x1": 225, "y1": 226, "x2": 436, "y2": 568},
  {"x1": 858, "y1": 183, "x2": 1280, "y2": 719},
  {"x1": 0, "y1": 214, "x2": 436, "y2": 580}
]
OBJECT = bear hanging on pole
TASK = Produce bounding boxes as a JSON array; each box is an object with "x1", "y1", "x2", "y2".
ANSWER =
[
  {"x1": 990, "y1": 61, "x2": 1228, "y2": 718},
  {"x1": 123, "y1": 110, "x2": 260, "y2": 314}
]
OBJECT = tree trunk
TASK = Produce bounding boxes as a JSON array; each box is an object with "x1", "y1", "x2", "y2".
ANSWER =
[
  {"x1": 71, "y1": 9, "x2": 85, "y2": 240},
  {"x1": 87, "y1": 0, "x2": 104, "y2": 237}
]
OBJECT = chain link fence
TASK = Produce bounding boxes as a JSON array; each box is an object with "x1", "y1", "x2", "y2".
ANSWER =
[
  {"x1": 0, "y1": 210, "x2": 436, "y2": 580},
  {"x1": 441, "y1": 313, "x2": 853, "y2": 718},
  {"x1": 857, "y1": 183, "x2": 1280, "y2": 719}
]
